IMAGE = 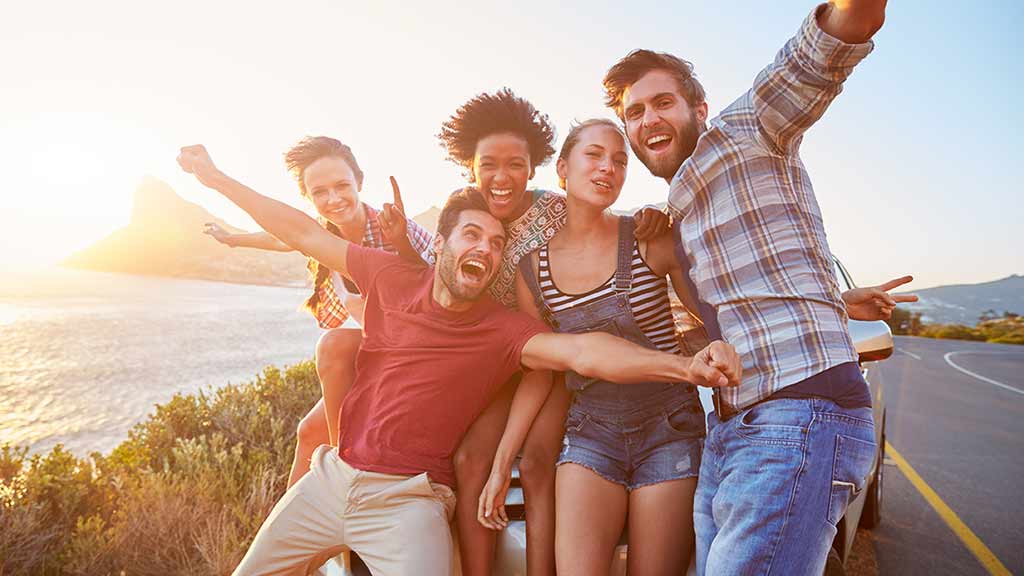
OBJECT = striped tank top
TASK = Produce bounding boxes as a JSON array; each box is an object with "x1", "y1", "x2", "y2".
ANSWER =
[{"x1": 538, "y1": 241, "x2": 681, "y2": 354}]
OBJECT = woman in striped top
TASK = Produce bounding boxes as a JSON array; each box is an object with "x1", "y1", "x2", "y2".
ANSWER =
[{"x1": 515, "y1": 119, "x2": 709, "y2": 576}]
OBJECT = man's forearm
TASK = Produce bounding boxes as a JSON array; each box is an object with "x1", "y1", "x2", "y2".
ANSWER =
[{"x1": 569, "y1": 332, "x2": 691, "y2": 385}]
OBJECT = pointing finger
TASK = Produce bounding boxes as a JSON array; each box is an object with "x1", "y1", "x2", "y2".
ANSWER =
[{"x1": 389, "y1": 176, "x2": 405, "y2": 213}]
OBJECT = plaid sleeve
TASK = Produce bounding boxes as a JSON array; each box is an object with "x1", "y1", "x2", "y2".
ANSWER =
[
  {"x1": 751, "y1": 3, "x2": 874, "y2": 154},
  {"x1": 406, "y1": 219, "x2": 436, "y2": 265}
]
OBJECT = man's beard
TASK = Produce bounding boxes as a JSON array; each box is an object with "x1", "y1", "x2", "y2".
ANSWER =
[
  {"x1": 631, "y1": 112, "x2": 702, "y2": 180},
  {"x1": 437, "y1": 243, "x2": 491, "y2": 302}
]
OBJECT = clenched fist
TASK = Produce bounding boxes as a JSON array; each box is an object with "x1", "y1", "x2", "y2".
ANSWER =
[
  {"x1": 177, "y1": 145, "x2": 224, "y2": 189},
  {"x1": 686, "y1": 340, "x2": 742, "y2": 388}
]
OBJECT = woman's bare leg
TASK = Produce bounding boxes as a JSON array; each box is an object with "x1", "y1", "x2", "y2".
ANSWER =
[
  {"x1": 452, "y1": 379, "x2": 516, "y2": 576},
  {"x1": 626, "y1": 477, "x2": 698, "y2": 576},
  {"x1": 286, "y1": 328, "x2": 362, "y2": 488},
  {"x1": 555, "y1": 463, "x2": 628, "y2": 576},
  {"x1": 517, "y1": 382, "x2": 571, "y2": 576}
]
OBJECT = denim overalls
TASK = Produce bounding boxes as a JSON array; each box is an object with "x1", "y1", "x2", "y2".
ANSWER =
[{"x1": 519, "y1": 216, "x2": 705, "y2": 490}]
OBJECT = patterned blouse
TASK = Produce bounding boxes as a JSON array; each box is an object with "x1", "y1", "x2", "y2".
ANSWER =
[{"x1": 491, "y1": 189, "x2": 567, "y2": 309}]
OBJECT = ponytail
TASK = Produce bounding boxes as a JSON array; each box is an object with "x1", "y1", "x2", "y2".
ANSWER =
[{"x1": 303, "y1": 221, "x2": 345, "y2": 315}]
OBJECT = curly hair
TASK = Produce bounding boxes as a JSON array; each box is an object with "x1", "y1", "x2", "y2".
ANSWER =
[
  {"x1": 603, "y1": 50, "x2": 706, "y2": 121},
  {"x1": 438, "y1": 88, "x2": 556, "y2": 179}
]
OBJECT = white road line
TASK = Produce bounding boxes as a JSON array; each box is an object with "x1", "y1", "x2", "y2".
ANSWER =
[
  {"x1": 900, "y1": 349, "x2": 922, "y2": 360},
  {"x1": 944, "y1": 352, "x2": 1024, "y2": 396}
]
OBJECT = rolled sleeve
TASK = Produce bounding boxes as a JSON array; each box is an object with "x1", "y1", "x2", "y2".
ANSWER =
[{"x1": 753, "y1": 3, "x2": 875, "y2": 153}]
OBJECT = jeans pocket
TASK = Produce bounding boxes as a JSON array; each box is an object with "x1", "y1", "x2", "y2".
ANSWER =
[
  {"x1": 564, "y1": 410, "x2": 588, "y2": 433},
  {"x1": 827, "y1": 433, "x2": 877, "y2": 525},
  {"x1": 735, "y1": 402, "x2": 808, "y2": 447},
  {"x1": 664, "y1": 400, "x2": 706, "y2": 439}
]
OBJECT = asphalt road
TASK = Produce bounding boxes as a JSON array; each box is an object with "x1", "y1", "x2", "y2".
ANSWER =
[{"x1": 847, "y1": 336, "x2": 1024, "y2": 575}]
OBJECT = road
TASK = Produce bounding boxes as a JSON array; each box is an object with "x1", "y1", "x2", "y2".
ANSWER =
[{"x1": 849, "y1": 336, "x2": 1024, "y2": 575}]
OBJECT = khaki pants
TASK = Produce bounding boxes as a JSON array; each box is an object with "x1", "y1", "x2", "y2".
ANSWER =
[{"x1": 234, "y1": 445, "x2": 457, "y2": 576}]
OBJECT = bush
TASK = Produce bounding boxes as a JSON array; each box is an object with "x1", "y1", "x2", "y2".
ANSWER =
[{"x1": 0, "y1": 360, "x2": 321, "y2": 575}]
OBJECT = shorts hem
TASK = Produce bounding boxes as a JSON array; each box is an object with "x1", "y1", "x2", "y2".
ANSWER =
[
  {"x1": 556, "y1": 458, "x2": 629, "y2": 489},
  {"x1": 628, "y1": 471, "x2": 699, "y2": 492}
]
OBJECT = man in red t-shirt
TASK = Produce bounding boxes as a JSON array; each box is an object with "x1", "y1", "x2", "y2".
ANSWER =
[{"x1": 178, "y1": 145, "x2": 741, "y2": 576}]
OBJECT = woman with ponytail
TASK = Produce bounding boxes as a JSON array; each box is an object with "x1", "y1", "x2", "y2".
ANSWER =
[{"x1": 203, "y1": 136, "x2": 434, "y2": 487}]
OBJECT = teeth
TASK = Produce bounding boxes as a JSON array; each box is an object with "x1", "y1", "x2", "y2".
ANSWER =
[
  {"x1": 646, "y1": 134, "x2": 671, "y2": 146},
  {"x1": 594, "y1": 181, "x2": 611, "y2": 189},
  {"x1": 463, "y1": 260, "x2": 486, "y2": 272},
  {"x1": 492, "y1": 189, "x2": 512, "y2": 198}
]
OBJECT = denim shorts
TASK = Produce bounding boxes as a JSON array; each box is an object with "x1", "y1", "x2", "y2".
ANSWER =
[{"x1": 557, "y1": 388, "x2": 706, "y2": 491}]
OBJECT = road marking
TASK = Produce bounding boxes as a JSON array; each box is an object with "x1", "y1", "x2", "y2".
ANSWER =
[
  {"x1": 943, "y1": 352, "x2": 1024, "y2": 396},
  {"x1": 899, "y1": 349, "x2": 922, "y2": 360},
  {"x1": 887, "y1": 441, "x2": 1012, "y2": 576}
]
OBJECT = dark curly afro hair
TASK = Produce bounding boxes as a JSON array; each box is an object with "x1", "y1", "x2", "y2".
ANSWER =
[{"x1": 438, "y1": 88, "x2": 556, "y2": 179}]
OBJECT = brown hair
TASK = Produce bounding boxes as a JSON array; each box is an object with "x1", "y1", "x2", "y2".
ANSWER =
[
  {"x1": 603, "y1": 50, "x2": 706, "y2": 120},
  {"x1": 284, "y1": 136, "x2": 365, "y2": 197},
  {"x1": 438, "y1": 88, "x2": 556, "y2": 180},
  {"x1": 556, "y1": 119, "x2": 626, "y2": 190},
  {"x1": 282, "y1": 136, "x2": 365, "y2": 316},
  {"x1": 437, "y1": 188, "x2": 492, "y2": 238}
]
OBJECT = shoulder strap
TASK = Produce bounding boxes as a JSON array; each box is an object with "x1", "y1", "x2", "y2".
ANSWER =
[
  {"x1": 516, "y1": 248, "x2": 555, "y2": 325},
  {"x1": 613, "y1": 216, "x2": 635, "y2": 292}
]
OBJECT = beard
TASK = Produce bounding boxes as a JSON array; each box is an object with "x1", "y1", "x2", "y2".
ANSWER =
[
  {"x1": 436, "y1": 242, "x2": 492, "y2": 302},
  {"x1": 630, "y1": 111, "x2": 702, "y2": 180}
]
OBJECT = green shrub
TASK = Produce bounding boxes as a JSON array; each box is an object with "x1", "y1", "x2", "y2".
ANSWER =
[{"x1": 1, "y1": 359, "x2": 321, "y2": 575}]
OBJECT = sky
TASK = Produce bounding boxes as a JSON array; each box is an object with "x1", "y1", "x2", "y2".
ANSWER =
[{"x1": 1, "y1": 0, "x2": 1020, "y2": 290}]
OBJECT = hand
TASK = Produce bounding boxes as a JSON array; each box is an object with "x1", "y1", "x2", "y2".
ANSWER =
[
  {"x1": 687, "y1": 340, "x2": 742, "y2": 387},
  {"x1": 633, "y1": 206, "x2": 671, "y2": 241},
  {"x1": 202, "y1": 222, "x2": 233, "y2": 246},
  {"x1": 378, "y1": 176, "x2": 410, "y2": 246},
  {"x1": 177, "y1": 145, "x2": 224, "y2": 189},
  {"x1": 477, "y1": 466, "x2": 512, "y2": 531},
  {"x1": 843, "y1": 275, "x2": 918, "y2": 321}
]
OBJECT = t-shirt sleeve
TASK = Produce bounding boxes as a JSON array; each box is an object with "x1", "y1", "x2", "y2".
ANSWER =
[
  {"x1": 503, "y1": 310, "x2": 552, "y2": 371},
  {"x1": 346, "y1": 243, "x2": 400, "y2": 295}
]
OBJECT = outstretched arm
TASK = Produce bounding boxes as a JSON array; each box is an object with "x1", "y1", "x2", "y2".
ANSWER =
[
  {"x1": 520, "y1": 331, "x2": 740, "y2": 389},
  {"x1": 751, "y1": 1, "x2": 882, "y2": 154},
  {"x1": 178, "y1": 145, "x2": 352, "y2": 278},
  {"x1": 203, "y1": 223, "x2": 294, "y2": 252}
]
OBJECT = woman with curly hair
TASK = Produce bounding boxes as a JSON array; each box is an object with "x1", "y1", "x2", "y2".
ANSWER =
[{"x1": 436, "y1": 88, "x2": 670, "y2": 576}]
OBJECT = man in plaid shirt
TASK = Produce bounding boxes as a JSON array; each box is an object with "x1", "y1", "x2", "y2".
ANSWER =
[{"x1": 604, "y1": 2, "x2": 902, "y2": 574}]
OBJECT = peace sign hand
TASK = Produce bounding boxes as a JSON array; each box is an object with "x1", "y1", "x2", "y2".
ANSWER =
[{"x1": 842, "y1": 275, "x2": 919, "y2": 321}]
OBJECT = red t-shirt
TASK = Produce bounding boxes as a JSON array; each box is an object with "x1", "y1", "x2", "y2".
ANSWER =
[{"x1": 337, "y1": 244, "x2": 549, "y2": 487}]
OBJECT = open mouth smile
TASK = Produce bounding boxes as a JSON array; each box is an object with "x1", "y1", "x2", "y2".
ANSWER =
[
  {"x1": 459, "y1": 257, "x2": 490, "y2": 284},
  {"x1": 645, "y1": 133, "x2": 673, "y2": 152}
]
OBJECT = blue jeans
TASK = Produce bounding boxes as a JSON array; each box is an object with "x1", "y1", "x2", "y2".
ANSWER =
[{"x1": 694, "y1": 398, "x2": 876, "y2": 576}]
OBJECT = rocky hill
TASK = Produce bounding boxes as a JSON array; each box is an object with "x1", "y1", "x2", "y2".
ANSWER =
[
  {"x1": 898, "y1": 275, "x2": 1024, "y2": 326},
  {"x1": 63, "y1": 177, "x2": 311, "y2": 286}
]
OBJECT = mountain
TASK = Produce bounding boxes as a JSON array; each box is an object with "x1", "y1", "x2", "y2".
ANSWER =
[
  {"x1": 898, "y1": 275, "x2": 1024, "y2": 326},
  {"x1": 64, "y1": 177, "x2": 446, "y2": 287},
  {"x1": 64, "y1": 177, "x2": 311, "y2": 286}
]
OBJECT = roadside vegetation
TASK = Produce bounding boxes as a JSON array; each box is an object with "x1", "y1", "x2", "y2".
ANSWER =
[
  {"x1": 887, "y1": 309, "x2": 1024, "y2": 345},
  {"x1": 0, "y1": 361, "x2": 319, "y2": 575}
]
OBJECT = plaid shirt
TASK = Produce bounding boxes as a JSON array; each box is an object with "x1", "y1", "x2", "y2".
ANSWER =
[
  {"x1": 313, "y1": 205, "x2": 434, "y2": 328},
  {"x1": 667, "y1": 6, "x2": 873, "y2": 410}
]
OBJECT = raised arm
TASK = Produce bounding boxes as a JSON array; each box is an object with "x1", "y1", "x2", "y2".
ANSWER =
[
  {"x1": 178, "y1": 145, "x2": 352, "y2": 278},
  {"x1": 378, "y1": 176, "x2": 430, "y2": 265},
  {"x1": 203, "y1": 223, "x2": 294, "y2": 252},
  {"x1": 749, "y1": 1, "x2": 881, "y2": 154}
]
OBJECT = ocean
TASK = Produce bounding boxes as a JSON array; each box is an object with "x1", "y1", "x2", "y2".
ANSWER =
[{"x1": 0, "y1": 268, "x2": 323, "y2": 455}]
